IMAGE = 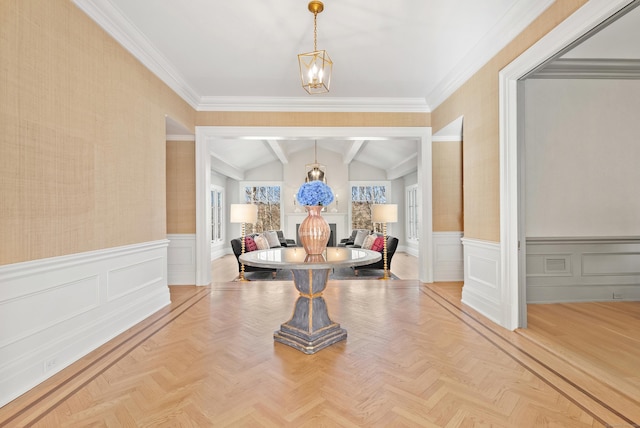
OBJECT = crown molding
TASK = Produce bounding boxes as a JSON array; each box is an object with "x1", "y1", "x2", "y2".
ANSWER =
[
  {"x1": 529, "y1": 58, "x2": 640, "y2": 79},
  {"x1": 72, "y1": 0, "x2": 201, "y2": 109},
  {"x1": 197, "y1": 96, "x2": 430, "y2": 113},
  {"x1": 427, "y1": 0, "x2": 555, "y2": 110}
]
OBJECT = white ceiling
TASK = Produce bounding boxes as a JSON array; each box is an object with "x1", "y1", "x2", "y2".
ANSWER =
[
  {"x1": 76, "y1": 0, "x2": 640, "y2": 178},
  {"x1": 74, "y1": 0, "x2": 556, "y2": 108}
]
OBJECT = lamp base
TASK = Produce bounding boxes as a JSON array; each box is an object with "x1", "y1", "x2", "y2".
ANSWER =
[{"x1": 237, "y1": 268, "x2": 250, "y2": 282}]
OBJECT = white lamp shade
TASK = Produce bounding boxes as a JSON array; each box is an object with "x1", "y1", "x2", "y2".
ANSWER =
[
  {"x1": 230, "y1": 204, "x2": 258, "y2": 224},
  {"x1": 372, "y1": 204, "x2": 398, "y2": 223}
]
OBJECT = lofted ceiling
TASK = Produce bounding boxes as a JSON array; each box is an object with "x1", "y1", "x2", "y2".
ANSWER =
[
  {"x1": 208, "y1": 138, "x2": 421, "y2": 181},
  {"x1": 77, "y1": 0, "x2": 640, "y2": 179}
]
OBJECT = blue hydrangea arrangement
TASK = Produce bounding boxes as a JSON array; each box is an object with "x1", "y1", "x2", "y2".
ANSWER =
[{"x1": 296, "y1": 180, "x2": 334, "y2": 206}]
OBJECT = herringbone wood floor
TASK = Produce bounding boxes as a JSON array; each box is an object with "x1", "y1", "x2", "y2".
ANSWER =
[{"x1": 1, "y1": 254, "x2": 639, "y2": 427}]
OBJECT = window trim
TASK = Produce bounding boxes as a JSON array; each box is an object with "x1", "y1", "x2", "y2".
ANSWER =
[
  {"x1": 210, "y1": 185, "x2": 225, "y2": 244},
  {"x1": 406, "y1": 184, "x2": 419, "y2": 242}
]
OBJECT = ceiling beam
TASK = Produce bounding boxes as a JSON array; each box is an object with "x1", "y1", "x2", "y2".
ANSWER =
[
  {"x1": 210, "y1": 154, "x2": 244, "y2": 181},
  {"x1": 343, "y1": 140, "x2": 365, "y2": 164},
  {"x1": 387, "y1": 153, "x2": 418, "y2": 180},
  {"x1": 266, "y1": 139, "x2": 289, "y2": 164}
]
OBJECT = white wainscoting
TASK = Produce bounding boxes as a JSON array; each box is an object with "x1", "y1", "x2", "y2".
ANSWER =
[
  {"x1": 526, "y1": 237, "x2": 640, "y2": 303},
  {"x1": 433, "y1": 232, "x2": 464, "y2": 282},
  {"x1": 167, "y1": 234, "x2": 196, "y2": 285},
  {"x1": 0, "y1": 240, "x2": 170, "y2": 407},
  {"x1": 461, "y1": 237, "x2": 502, "y2": 325}
]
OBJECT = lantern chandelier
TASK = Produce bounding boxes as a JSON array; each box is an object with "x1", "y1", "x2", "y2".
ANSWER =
[{"x1": 298, "y1": 1, "x2": 333, "y2": 94}]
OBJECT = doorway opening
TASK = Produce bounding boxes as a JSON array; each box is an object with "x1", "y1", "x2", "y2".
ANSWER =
[
  {"x1": 500, "y1": 0, "x2": 639, "y2": 329},
  {"x1": 194, "y1": 126, "x2": 433, "y2": 286}
]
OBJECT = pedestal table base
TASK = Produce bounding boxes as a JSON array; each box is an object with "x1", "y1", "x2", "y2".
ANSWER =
[{"x1": 274, "y1": 268, "x2": 346, "y2": 354}]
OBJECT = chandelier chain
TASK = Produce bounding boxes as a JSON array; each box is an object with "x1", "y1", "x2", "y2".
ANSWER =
[{"x1": 313, "y1": 12, "x2": 318, "y2": 52}]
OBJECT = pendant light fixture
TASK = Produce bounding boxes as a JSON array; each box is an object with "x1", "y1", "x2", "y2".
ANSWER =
[
  {"x1": 305, "y1": 140, "x2": 326, "y2": 183},
  {"x1": 298, "y1": 1, "x2": 333, "y2": 94}
]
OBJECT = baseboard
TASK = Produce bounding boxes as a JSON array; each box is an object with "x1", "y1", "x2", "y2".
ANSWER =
[
  {"x1": 461, "y1": 237, "x2": 503, "y2": 326},
  {"x1": 399, "y1": 241, "x2": 419, "y2": 258},
  {"x1": 433, "y1": 232, "x2": 463, "y2": 282},
  {"x1": 0, "y1": 240, "x2": 170, "y2": 407},
  {"x1": 211, "y1": 244, "x2": 230, "y2": 261},
  {"x1": 167, "y1": 234, "x2": 196, "y2": 285}
]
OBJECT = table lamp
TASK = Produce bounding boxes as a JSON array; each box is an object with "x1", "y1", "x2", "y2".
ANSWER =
[
  {"x1": 372, "y1": 204, "x2": 398, "y2": 280},
  {"x1": 230, "y1": 203, "x2": 258, "y2": 281}
]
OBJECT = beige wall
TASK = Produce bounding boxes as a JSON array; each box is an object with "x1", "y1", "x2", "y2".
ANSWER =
[
  {"x1": 2, "y1": 0, "x2": 592, "y2": 265},
  {"x1": 166, "y1": 141, "x2": 196, "y2": 234},
  {"x1": 433, "y1": 141, "x2": 463, "y2": 232},
  {"x1": 196, "y1": 111, "x2": 430, "y2": 127},
  {"x1": 432, "y1": 0, "x2": 588, "y2": 242},
  {"x1": 0, "y1": 0, "x2": 195, "y2": 265}
]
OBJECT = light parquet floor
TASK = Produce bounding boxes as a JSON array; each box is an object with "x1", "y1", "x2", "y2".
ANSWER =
[
  {"x1": 2, "y1": 255, "x2": 639, "y2": 427},
  {"x1": 521, "y1": 302, "x2": 640, "y2": 415}
]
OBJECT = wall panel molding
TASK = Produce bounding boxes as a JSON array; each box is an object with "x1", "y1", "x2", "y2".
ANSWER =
[
  {"x1": 526, "y1": 237, "x2": 640, "y2": 303},
  {"x1": 0, "y1": 240, "x2": 170, "y2": 407},
  {"x1": 461, "y1": 238, "x2": 502, "y2": 325},
  {"x1": 167, "y1": 234, "x2": 196, "y2": 285},
  {"x1": 433, "y1": 232, "x2": 464, "y2": 282}
]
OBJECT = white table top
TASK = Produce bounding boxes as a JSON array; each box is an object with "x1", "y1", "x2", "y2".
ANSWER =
[{"x1": 239, "y1": 247, "x2": 381, "y2": 270}]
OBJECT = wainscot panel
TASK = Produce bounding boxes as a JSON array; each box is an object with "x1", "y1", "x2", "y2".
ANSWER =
[
  {"x1": 526, "y1": 237, "x2": 640, "y2": 303},
  {"x1": 461, "y1": 237, "x2": 502, "y2": 325},
  {"x1": 433, "y1": 232, "x2": 464, "y2": 282},
  {"x1": 0, "y1": 240, "x2": 170, "y2": 407},
  {"x1": 167, "y1": 234, "x2": 196, "y2": 285}
]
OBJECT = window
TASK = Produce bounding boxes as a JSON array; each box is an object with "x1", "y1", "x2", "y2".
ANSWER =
[
  {"x1": 211, "y1": 186, "x2": 224, "y2": 242},
  {"x1": 350, "y1": 182, "x2": 388, "y2": 232},
  {"x1": 243, "y1": 184, "x2": 281, "y2": 233},
  {"x1": 406, "y1": 185, "x2": 419, "y2": 241}
]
